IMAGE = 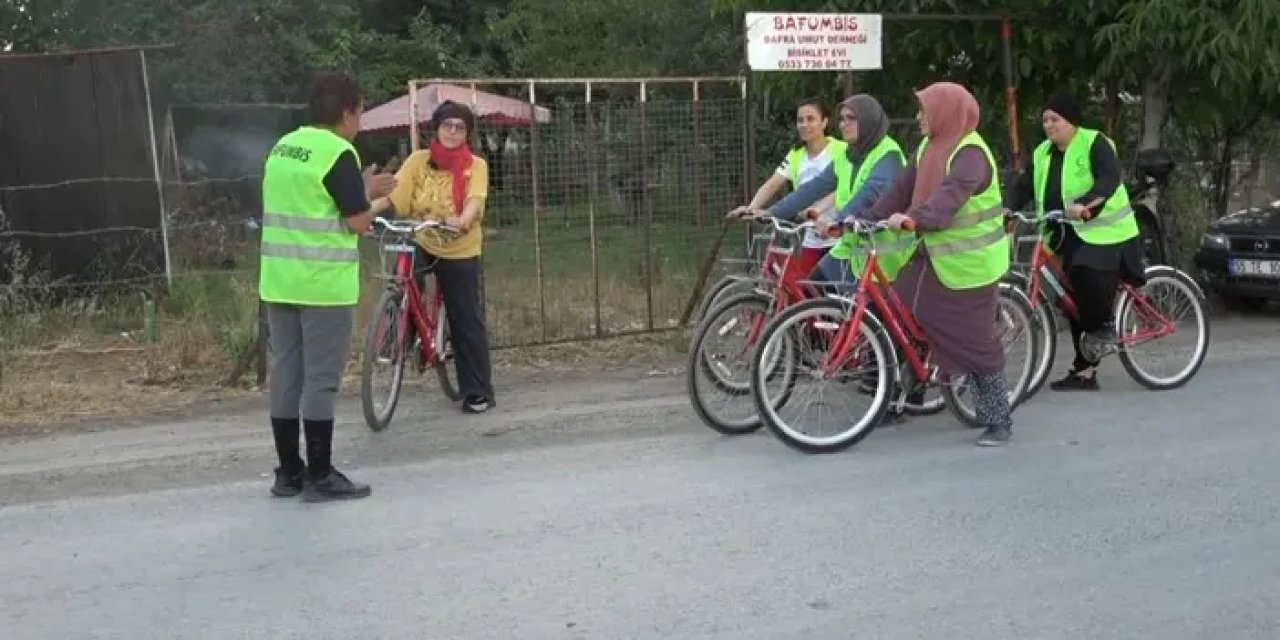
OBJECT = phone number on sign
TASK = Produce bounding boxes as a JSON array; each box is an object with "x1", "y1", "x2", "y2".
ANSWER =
[{"x1": 777, "y1": 59, "x2": 855, "y2": 70}]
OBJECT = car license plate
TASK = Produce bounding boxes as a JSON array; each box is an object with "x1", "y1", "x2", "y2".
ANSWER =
[{"x1": 1229, "y1": 259, "x2": 1280, "y2": 277}]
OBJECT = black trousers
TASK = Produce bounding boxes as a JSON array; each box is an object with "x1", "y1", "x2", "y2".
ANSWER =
[
  {"x1": 414, "y1": 247, "x2": 495, "y2": 401},
  {"x1": 1066, "y1": 264, "x2": 1119, "y2": 369}
]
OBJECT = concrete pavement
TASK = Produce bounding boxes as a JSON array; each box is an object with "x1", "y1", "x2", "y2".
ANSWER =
[{"x1": 1, "y1": 315, "x2": 1279, "y2": 639}]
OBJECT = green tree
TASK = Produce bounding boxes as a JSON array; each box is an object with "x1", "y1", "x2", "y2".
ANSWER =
[
  {"x1": 1097, "y1": 0, "x2": 1280, "y2": 152},
  {"x1": 493, "y1": 0, "x2": 739, "y2": 78}
]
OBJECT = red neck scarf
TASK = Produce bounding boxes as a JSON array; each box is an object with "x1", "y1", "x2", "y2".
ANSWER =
[{"x1": 428, "y1": 138, "x2": 475, "y2": 214}]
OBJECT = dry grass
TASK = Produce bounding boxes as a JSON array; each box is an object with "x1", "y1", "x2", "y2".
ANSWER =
[
  {"x1": 0, "y1": 341, "x2": 260, "y2": 436},
  {"x1": 0, "y1": 328, "x2": 689, "y2": 434},
  {"x1": 0, "y1": 217, "x2": 723, "y2": 432}
]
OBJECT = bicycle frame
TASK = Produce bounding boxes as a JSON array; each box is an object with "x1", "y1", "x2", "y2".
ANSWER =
[
  {"x1": 378, "y1": 235, "x2": 445, "y2": 366},
  {"x1": 722, "y1": 218, "x2": 826, "y2": 351},
  {"x1": 826, "y1": 246, "x2": 931, "y2": 383},
  {"x1": 758, "y1": 231, "x2": 824, "y2": 311},
  {"x1": 1021, "y1": 217, "x2": 1178, "y2": 347}
]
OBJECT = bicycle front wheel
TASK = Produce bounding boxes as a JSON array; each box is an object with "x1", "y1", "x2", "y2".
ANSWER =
[
  {"x1": 751, "y1": 298, "x2": 894, "y2": 454},
  {"x1": 693, "y1": 275, "x2": 759, "y2": 326},
  {"x1": 687, "y1": 291, "x2": 788, "y2": 435},
  {"x1": 361, "y1": 288, "x2": 408, "y2": 431}
]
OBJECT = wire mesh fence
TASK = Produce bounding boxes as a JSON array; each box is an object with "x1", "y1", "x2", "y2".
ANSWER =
[
  {"x1": 12, "y1": 69, "x2": 1273, "y2": 374},
  {"x1": 1, "y1": 76, "x2": 754, "y2": 377},
  {"x1": 403, "y1": 77, "x2": 751, "y2": 347}
]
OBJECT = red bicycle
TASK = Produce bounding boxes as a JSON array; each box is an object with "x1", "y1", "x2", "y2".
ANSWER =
[
  {"x1": 360, "y1": 216, "x2": 462, "y2": 431},
  {"x1": 686, "y1": 215, "x2": 826, "y2": 435},
  {"x1": 1004, "y1": 209, "x2": 1210, "y2": 396},
  {"x1": 748, "y1": 217, "x2": 1039, "y2": 454}
]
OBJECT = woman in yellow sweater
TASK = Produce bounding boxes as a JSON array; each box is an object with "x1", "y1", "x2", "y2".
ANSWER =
[{"x1": 387, "y1": 101, "x2": 494, "y2": 413}]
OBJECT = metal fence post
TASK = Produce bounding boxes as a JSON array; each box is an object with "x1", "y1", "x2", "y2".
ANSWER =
[
  {"x1": 640, "y1": 81, "x2": 655, "y2": 331},
  {"x1": 527, "y1": 81, "x2": 548, "y2": 342},
  {"x1": 585, "y1": 82, "x2": 604, "y2": 338}
]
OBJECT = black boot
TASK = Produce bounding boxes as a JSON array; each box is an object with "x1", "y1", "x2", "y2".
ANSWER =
[
  {"x1": 303, "y1": 469, "x2": 372, "y2": 503},
  {"x1": 1049, "y1": 367, "x2": 1099, "y2": 392},
  {"x1": 272, "y1": 467, "x2": 306, "y2": 497},
  {"x1": 302, "y1": 419, "x2": 371, "y2": 503},
  {"x1": 270, "y1": 417, "x2": 306, "y2": 497}
]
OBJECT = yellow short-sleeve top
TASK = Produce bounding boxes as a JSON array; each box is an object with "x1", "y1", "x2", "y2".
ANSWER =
[{"x1": 387, "y1": 149, "x2": 489, "y2": 259}]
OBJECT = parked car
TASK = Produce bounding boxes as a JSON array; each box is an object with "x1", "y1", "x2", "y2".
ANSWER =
[{"x1": 1193, "y1": 199, "x2": 1280, "y2": 311}]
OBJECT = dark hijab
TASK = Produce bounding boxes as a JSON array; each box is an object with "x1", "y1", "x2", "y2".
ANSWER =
[{"x1": 840, "y1": 93, "x2": 890, "y2": 162}]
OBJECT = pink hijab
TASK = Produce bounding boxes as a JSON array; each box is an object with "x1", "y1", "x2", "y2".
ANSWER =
[{"x1": 910, "y1": 82, "x2": 981, "y2": 210}]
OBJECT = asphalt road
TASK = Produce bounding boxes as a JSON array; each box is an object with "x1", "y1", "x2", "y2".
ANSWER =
[{"x1": 2, "y1": 316, "x2": 1279, "y2": 639}]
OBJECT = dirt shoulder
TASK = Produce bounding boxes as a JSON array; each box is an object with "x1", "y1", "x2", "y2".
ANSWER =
[
  {"x1": 0, "y1": 331, "x2": 689, "y2": 440},
  {"x1": 0, "y1": 355, "x2": 692, "y2": 507}
]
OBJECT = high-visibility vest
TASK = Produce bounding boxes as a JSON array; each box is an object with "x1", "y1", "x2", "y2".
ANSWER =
[
  {"x1": 783, "y1": 137, "x2": 844, "y2": 247},
  {"x1": 828, "y1": 136, "x2": 914, "y2": 282},
  {"x1": 1032, "y1": 127, "x2": 1139, "y2": 246},
  {"x1": 785, "y1": 137, "x2": 846, "y2": 188},
  {"x1": 258, "y1": 126, "x2": 362, "y2": 306},
  {"x1": 913, "y1": 131, "x2": 1010, "y2": 290}
]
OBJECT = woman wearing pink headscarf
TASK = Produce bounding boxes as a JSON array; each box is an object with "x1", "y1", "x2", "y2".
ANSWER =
[{"x1": 864, "y1": 82, "x2": 1014, "y2": 446}]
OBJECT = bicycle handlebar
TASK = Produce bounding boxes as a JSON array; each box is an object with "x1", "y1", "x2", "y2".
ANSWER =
[
  {"x1": 1004, "y1": 209, "x2": 1066, "y2": 225},
  {"x1": 760, "y1": 216, "x2": 816, "y2": 236},
  {"x1": 725, "y1": 209, "x2": 816, "y2": 235},
  {"x1": 727, "y1": 207, "x2": 911, "y2": 238},
  {"x1": 372, "y1": 216, "x2": 462, "y2": 236},
  {"x1": 839, "y1": 217, "x2": 914, "y2": 235}
]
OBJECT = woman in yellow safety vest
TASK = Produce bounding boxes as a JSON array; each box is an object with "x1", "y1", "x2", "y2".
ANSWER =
[
  {"x1": 1004, "y1": 93, "x2": 1142, "y2": 392},
  {"x1": 732, "y1": 98, "x2": 844, "y2": 285},
  {"x1": 760, "y1": 93, "x2": 911, "y2": 286},
  {"x1": 864, "y1": 81, "x2": 1015, "y2": 447}
]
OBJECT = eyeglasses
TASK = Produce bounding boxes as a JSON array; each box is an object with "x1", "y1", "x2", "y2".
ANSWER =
[{"x1": 439, "y1": 121, "x2": 468, "y2": 133}]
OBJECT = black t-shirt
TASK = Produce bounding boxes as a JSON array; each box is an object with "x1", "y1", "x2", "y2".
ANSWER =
[{"x1": 322, "y1": 150, "x2": 370, "y2": 217}]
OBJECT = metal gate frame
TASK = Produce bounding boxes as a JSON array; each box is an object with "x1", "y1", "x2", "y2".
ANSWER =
[{"x1": 402, "y1": 76, "x2": 750, "y2": 348}]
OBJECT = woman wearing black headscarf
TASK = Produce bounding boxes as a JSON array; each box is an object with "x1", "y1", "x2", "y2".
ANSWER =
[{"x1": 1004, "y1": 93, "x2": 1142, "y2": 392}]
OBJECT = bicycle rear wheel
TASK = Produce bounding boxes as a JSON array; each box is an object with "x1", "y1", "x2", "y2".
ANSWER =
[
  {"x1": 1003, "y1": 270, "x2": 1057, "y2": 401},
  {"x1": 751, "y1": 298, "x2": 893, "y2": 454},
  {"x1": 361, "y1": 288, "x2": 408, "y2": 432},
  {"x1": 432, "y1": 303, "x2": 462, "y2": 401},
  {"x1": 1115, "y1": 267, "x2": 1210, "y2": 390},
  {"x1": 941, "y1": 283, "x2": 1038, "y2": 428}
]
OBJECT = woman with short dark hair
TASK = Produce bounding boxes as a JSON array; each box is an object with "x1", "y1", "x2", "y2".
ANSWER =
[{"x1": 261, "y1": 71, "x2": 397, "y2": 501}]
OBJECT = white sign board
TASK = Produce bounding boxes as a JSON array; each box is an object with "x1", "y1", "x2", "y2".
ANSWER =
[{"x1": 745, "y1": 13, "x2": 883, "y2": 72}]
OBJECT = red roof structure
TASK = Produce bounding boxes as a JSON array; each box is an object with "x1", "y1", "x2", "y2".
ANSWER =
[{"x1": 360, "y1": 82, "x2": 552, "y2": 133}]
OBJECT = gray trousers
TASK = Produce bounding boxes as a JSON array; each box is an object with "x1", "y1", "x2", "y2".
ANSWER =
[{"x1": 267, "y1": 302, "x2": 354, "y2": 421}]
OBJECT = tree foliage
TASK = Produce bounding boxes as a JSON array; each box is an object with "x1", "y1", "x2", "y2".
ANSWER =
[
  {"x1": 3, "y1": 0, "x2": 1278, "y2": 218},
  {"x1": 492, "y1": 0, "x2": 738, "y2": 78}
]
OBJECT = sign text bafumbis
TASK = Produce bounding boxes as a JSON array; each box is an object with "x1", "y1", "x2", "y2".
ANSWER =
[{"x1": 745, "y1": 13, "x2": 883, "y2": 72}]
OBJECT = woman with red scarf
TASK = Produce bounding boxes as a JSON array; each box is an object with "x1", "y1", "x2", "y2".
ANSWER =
[{"x1": 387, "y1": 101, "x2": 495, "y2": 414}]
